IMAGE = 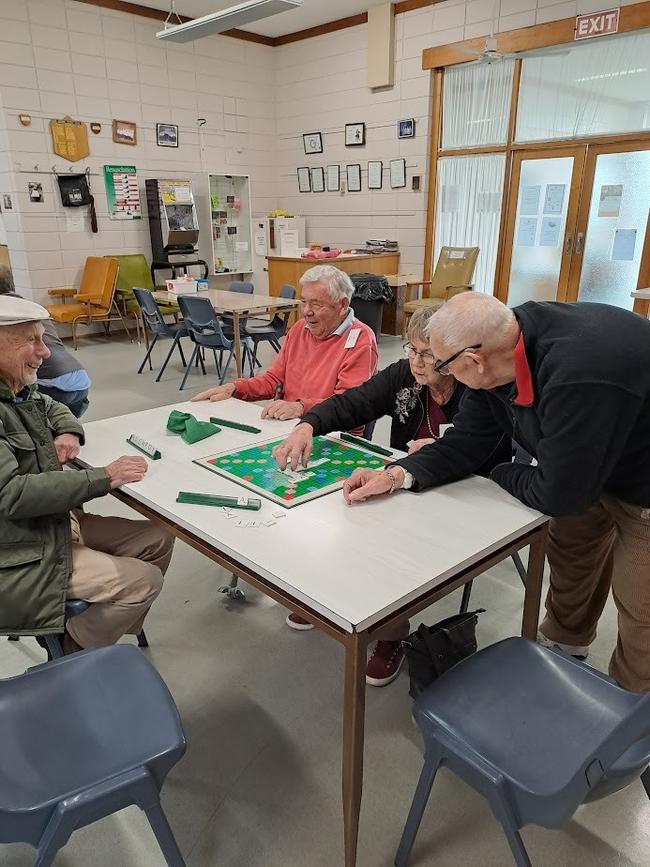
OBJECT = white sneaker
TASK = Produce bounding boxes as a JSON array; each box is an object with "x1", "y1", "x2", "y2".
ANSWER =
[{"x1": 537, "y1": 630, "x2": 589, "y2": 660}]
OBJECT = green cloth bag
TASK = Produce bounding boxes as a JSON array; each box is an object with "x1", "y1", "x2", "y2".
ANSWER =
[{"x1": 166, "y1": 410, "x2": 220, "y2": 444}]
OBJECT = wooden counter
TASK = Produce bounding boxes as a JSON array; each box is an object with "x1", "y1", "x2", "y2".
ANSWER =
[{"x1": 267, "y1": 252, "x2": 401, "y2": 334}]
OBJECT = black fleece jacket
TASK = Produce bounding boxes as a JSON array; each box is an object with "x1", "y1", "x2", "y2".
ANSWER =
[
  {"x1": 395, "y1": 301, "x2": 650, "y2": 516},
  {"x1": 301, "y1": 358, "x2": 464, "y2": 451}
]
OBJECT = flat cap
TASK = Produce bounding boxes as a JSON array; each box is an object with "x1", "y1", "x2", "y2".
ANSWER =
[{"x1": 0, "y1": 295, "x2": 50, "y2": 326}]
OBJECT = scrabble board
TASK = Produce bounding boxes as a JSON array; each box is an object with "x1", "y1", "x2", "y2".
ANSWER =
[{"x1": 194, "y1": 435, "x2": 388, "y2": 508}]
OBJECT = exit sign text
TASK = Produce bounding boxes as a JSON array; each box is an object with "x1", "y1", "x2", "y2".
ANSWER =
[{"x1": 575, "y1": 8, "x2": 620, "y2": 40}]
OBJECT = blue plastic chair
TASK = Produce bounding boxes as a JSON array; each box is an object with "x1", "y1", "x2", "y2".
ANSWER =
[
  {"x1": 0, "y1": 644, "x2": 186, "y2": 866},
  {"x1": 395, "y1": 637, "x2": 650, "y2": 867},
  {"x1": 246, "y1": 284, "x2": 296, "y2": 365},
  {"x1": 134, "y1": 287, "x2": 189, "y2": 382},
  {"x1": 177, "y1": 294, "x2": 246, "y2": 391}
]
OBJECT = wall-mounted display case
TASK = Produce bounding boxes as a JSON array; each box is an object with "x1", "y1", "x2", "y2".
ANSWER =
[{"x1": 208, "y1": 173, "x2": 253, "y2": 275}]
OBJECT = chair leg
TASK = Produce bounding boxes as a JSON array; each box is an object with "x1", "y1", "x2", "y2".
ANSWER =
[
  {"x1": 138, "y1": 334, "x2": 159, "y2": 374},
  {"x1": 219, "y1": 573, "x2": 246, "y2": 602},
  {"x1": 176, "y1": 339, "x2": 187, "y2": 368},
  {"x1": 219, "y1": 348, "x2": 235, "y2": 385},
  {"x1": 458, "y1": 580, "x2": 473, "y2": 615},
  {"x1": 198, "y1": 348, "x2": 206, "y2": 375},
  {"x1": 156, "y1": 336, "x2": 180, "y2": 382},
  {"x1": 489, "y1": 793, "x2": 532, "y2": 867},
  {"x1": 180, "y1": 346, "x2": 199, "y2": 390},
  {"x1": 44, "y1": 635, "x2": 64, "y2": 660},
  {"x1": 34, "y1": 807, "x2": 76, "y2": 867},
  {"x1": 144, "y1": 801, "x2": 187, "y2": 867},
  {"x1": 511, "y1": 551, "x2": 528, "y2": 586},
  {"x1": 137, "y1": 629, "x2": 149, "y2": 648},
  {"x1": 395, "y1": 749, "x2": 442, "y2": 867},
  {"x1": 641, "y1": 766, "x2": 650, "y2": 799}
]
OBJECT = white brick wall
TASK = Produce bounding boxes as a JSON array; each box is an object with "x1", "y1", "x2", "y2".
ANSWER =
[{"x1": 0, "y1": 0, "x2": 627, "y2": 297}]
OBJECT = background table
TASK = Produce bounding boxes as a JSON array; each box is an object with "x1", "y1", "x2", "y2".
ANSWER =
[
  {"x1": 77, "y1": 398, "x2": 548, "y2": 867},
  {"x1": 153, "y1": 289, "x2": 301, "y2": 378}
]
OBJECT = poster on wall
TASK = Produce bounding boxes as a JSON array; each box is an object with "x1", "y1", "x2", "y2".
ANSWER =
[
  {"x1": 103, "y1": 165, "x2": 141, "y2": 220},
  {"x1": 539, "y1": 216, "x2": 562, "y2": 247},
  {"x1": 519, "y1": 185, "x2": 541, "y2": 215},
  {"x1": 598, "y1": 184, "x2": 623, "y2": 218},
  {"x1": 516, "y1": 217, "x2": 537, "y2": 247},
  {"x1": 543, "y1": 184, "x2": 566, "y2": 215}
]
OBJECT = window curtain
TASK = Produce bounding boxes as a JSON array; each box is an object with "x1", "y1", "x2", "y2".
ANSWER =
[
  {"x1": 516, "y1": 31, "x2": 650, "y2": 141},
  {"x1": 434, "y1": 154, "x2": 506, "y2": 294},
  {"x1": 442, "y1": 60, "x2": 514, "y2": 149}
]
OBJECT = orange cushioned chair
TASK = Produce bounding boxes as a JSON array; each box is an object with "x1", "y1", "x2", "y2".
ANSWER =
[{"x1": 46, "y1": 256, "x2": 131, "y2": 350}]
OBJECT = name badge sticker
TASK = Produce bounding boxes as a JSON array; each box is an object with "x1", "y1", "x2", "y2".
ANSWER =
[{"x1": 344, "y1": 328, "x2": 361, "y2": 349}]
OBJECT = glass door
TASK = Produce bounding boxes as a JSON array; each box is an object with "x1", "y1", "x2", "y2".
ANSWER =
[
  {"x1": 499, "y1": 147, "x2": 586, "y2": 306},
  {"x1": 567, "y1": 143, "x2": 650, "y2": 309}
]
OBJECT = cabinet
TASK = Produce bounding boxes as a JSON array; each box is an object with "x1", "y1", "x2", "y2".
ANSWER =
[{"x1": 208, "y1": 174, "x2": 253, "y2": 276}]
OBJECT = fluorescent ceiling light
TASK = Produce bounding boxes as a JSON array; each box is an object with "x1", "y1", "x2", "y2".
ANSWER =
[
  {"x1": 575, "y1": 67, "x2": 647, "y2": 83},
  {"x1": 156, "y1": 0, "x2": 302, "y2": 43}
]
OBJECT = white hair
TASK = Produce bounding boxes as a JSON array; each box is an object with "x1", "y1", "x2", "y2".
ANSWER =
[
  {"x1": 299, "y1": 264, "x2": 355, "y2": 302},
  {"x1": 425, "y1": 292, "x2": 515, "y2": 351}
]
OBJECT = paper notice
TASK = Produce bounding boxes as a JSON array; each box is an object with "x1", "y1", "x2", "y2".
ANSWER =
[
  {"x1": 516, "y1": 217, "x2": 537, "y2": 247},
  {"x1": 539, "y1": 216, "x2": 562, "y2": 247},
  {"x1": 520, "y1": 185, "x2": 541, "y2": 216},
  {"x1": 598, "y1": 184, "x2": 623, "y2": 218},
  {"x1": 611, "y1": 228, "x2": 636, "y2": 262}
]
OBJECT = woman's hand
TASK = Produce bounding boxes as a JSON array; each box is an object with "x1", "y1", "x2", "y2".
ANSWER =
[
  {"x1": 191, "y1": 383, "x2": 236, "y2": 402},
  {"x1": 261, "y1": 400, "x2": 303, "y2": 421},
  {"x1": 272, "y1": 423, "x2": 314, "y2": 470},
  {"x1": 408, "y1": 437, "x2": 435, "y2": 455},
  {"x1": 343, "y1": 467, "x2": 404, "y2": 504}
]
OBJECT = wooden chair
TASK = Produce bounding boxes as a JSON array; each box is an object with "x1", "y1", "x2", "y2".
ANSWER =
[
  {"x1": 46, "y1": 256, "x2": 131, "y2": 350},
  {"x1": 402, "y1": 246, "x2": 479, "y2": 337}
]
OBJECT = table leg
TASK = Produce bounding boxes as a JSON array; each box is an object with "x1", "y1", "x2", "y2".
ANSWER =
[
  {"x1": 342, "y1": 632, "x2": 368, "y2": 867},
  {"x1": 521, "y1": 524, "x2": 548, "y2": 640},
  {"x1": 233, "y1": 311, "x2": 242, "y2": 378}
]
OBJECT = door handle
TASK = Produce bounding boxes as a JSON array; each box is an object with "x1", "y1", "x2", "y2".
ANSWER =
[
  {"x1": 564, "y1": 233, "x2": 573, "y2": 254},
  {"x1": 575, "y1": 232, "x2": 585, "y2": 254}
]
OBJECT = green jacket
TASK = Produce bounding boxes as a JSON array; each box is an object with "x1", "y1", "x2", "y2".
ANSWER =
[{"x1": 0, "y1": 382, "x2": 111, "y2": 635}]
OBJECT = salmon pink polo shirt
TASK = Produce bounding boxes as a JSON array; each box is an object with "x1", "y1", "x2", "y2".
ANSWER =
[{"x1": 233, "y1": 310, "x2": 378, "y2": 413}]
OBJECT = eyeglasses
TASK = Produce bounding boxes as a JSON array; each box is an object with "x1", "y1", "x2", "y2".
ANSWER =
[
  {"x1": 403, "y1": 343, "x2": 437, "y2": 366},
  {"x1": 299, "y1": 298, "x2": 335, "y2": 311},
  {"x1": 433, "y1": 344, "x2": 482, "y2": 375}
]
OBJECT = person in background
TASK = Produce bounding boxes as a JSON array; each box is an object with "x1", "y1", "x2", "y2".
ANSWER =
[
  {"x1": 273, "y1": 304, "x2": 510, "y2": 686},
  {"x1": 0, "y1": 294, "x2": 174, "y2": 654},
  {"x1": 343, "y1": 292, "x2": 650, "y2": 694},
  {"x1": 191, "y1": 264, "x2": 378, "y2": 422},
  {"x1": 0, "y1": 265, "x2": 91, "y2": 417}
]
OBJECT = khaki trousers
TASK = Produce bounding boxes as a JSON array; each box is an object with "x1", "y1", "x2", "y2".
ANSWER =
[
  {"x1": 540, "y1": 495, "x2": 650, "y2": 693},
  {"x1": 66, "y1": 512, "x2": 174, "y2": 649}
]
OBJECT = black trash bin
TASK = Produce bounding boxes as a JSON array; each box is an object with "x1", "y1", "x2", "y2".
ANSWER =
[{"x1": 349, "y1": 273, "x2": 394, "y2": 340}]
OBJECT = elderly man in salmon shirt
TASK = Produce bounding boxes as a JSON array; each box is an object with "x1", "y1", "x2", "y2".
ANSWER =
[{"x1": 191, "y1": 264, "x2": 378, "y2": 420}]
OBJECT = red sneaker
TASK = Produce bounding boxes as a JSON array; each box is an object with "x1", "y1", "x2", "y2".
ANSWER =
[
  {"x1": 286, "y1": 612, "x2": 314, "y2": 631},
  {"x1": 365, "y1": 640, "x2": 404, "y2": 687}
]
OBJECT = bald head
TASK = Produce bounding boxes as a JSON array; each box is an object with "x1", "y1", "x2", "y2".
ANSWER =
[{"x1": 425, "y1": 293, "x2": 520, "y2": 390}]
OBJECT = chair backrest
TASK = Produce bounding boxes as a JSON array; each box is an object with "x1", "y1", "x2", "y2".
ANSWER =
[
  {"x1": 270, "y1": 284, "x2": 297, "y2": 334},
  {"x1": 133, "y1": 287, "x2": 170, "y2": 335},
  {"x1": 280, "y1": 284, "x2": 296, "y2": 300},
  {"x1": 178, "y1": 294, "x2": 232, "y2": 348},
  {"x1": 228, "y1": 281, "x2": 254, "y2": 294},
  {"x1": 78, "y1": 257, "x2": 119, "y2": 308},
  {"x1": 110, "y1": 254, "x2": 155, "y2": 297},
  {"x1": 428, "y1": 247, "x2": 479, "y2": 299}
]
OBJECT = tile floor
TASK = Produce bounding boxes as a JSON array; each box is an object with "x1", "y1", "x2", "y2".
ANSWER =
[{"x1": 1, "y1": 331, "x2": 648, "y2": 867}]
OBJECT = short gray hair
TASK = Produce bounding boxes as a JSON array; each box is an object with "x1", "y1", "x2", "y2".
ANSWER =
[
  {"x1": 299, "y1": 264, "x2": 355, "y2": 302},
  {"x1": 407, "y1": 303, "x2": 444, "y2": 343},
  {"x1": 426, "y1": 292, "x2": 515, "y2": 351}
]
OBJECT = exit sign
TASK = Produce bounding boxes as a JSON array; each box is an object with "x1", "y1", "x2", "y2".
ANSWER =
[{"x1": 575, "y1": 8, "x2": 620, "y2": 40}]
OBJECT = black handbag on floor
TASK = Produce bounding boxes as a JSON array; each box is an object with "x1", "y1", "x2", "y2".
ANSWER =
[{"x1": 402, "y1": 608, "x2": 485, "y2": 700}]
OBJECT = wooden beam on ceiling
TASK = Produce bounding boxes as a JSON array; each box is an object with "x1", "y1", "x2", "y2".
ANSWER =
[{"x1": 422, "y1": 1, "x2": 650, "y2": 68}]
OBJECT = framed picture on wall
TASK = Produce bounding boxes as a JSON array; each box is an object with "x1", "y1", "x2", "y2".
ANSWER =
[
  {"x1": 367, "y1": 160, "x2": 383, "y2": 190},
  {"x1": 297, "y1": 167, "x2": 311, "y2": 192},
  {"x1": 345, "y1": 122, "x2": 365, "y2": 147},
  {"x1": 398, "y1": 118, "x2": 415, "y2": 138},
  {"x1": 112, "y1": 119, "x2": 137, "y2": 146},
  {"x1": 303, "y1": 132, "x2": 323, "y2": 154},
  {"x1": 390, "y1": 158, "x2": 406, "y2": 189},
  {"x1": 311, "y1": 166, "x2": 325, "y2": 193},
  {"x1": 346, "y1": 163, "x2": 362, "y2": 192},
  {"x1": 326, "y1": 164, "x2": 340, "y2": 192},
  {"x1": 156, "y1": 123, "x2": 178, "y2": 147}
]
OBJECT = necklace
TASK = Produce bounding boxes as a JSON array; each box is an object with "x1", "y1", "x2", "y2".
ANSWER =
[{"x1": 425, "y1": 393, "x2": 436, "y2": 438}]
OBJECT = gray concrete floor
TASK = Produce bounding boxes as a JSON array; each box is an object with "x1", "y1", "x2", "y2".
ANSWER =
[{"x1": 1, "y1": 331, "x2": 648, "y2": 867}]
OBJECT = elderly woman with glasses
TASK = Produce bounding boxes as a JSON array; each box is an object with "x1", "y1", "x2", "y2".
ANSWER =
[{"x1": 272, "y1": 304, "x2": 466, "y2": 686}]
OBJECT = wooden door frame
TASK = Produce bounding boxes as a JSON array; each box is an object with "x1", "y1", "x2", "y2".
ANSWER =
[
  {"x1": 495, "y1": 146, "x2": 587, "y2": 303},
  {"x1": 566, "y1": 139, "x2": 650, "y2": 303}
]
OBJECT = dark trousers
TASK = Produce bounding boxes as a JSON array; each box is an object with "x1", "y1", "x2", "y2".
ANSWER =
[{"x1": 38, "y1": 385, "x2": 89, "y2": 418}]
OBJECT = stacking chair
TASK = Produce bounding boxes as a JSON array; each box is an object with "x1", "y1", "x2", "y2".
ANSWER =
[
  {"x1": 178, "y1": 294, "x2": 246, "y2": 391},
  {"x1": 134, "y1": 288, "x2": 189, "y2": 381},
  {"x1": 0, "y1": 645, "x2": 186, "y2": 866},
  {"x1": 402, "y1": 246, "x2": 479, "y2": 337},
  {"x1": 46, "y1": 257, "x2": 131, "y2": 349},
  {"x1": 110, "y1": 254, "x2": 179, "y2": 344},
  {"x1": 396, "y1": 637, "x2": 650, "y2": 867},
  {"x1": 246, "y1": 284, "x2": 296, "y2": 366}
]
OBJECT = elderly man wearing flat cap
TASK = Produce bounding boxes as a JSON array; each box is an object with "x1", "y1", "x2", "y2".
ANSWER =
[{"x1": 0, "y1": 295, "x2": 174, "y2": 653}]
